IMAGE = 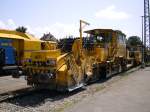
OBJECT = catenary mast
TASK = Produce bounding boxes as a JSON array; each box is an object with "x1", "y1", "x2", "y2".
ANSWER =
[{"x1": 144, "y1": 0, "x2": 150, "y2": 48}]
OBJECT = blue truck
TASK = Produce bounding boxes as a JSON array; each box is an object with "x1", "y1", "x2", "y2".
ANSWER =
[{"x1": 0, "y1": 38, "x2": 19, "y2": 76}]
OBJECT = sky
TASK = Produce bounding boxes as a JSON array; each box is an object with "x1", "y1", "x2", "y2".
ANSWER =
[{"x1": 0, "y1": 0, "x2": 143, "y2": 39}]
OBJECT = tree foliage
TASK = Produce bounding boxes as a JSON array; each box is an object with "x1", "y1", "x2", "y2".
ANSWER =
[
  {"x1": 127, "y1": 36, "x2": 142, "y2": 46},
  {"x1": 40, "y1": 32, "x2": 58, "y2": 42},
  {"x1": 16, "y1": 26, "x2": 27, "y2": 33},
  {"x1": 58, "y1": 36, "x2": 75, "y2": 52}
]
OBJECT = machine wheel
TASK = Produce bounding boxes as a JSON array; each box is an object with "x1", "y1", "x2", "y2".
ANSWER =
[
  {"x1": 32, "y1": 84, "x2": 42, "y2": 89},
  {"x1": 121, "y1": 59, "x2": 127, "y2": 72},
  {"x1": 100, "y1": 66, "x2": 107, "y2": 79},
  {"x1": 122, "y1": 65, "x2": 127, "y2": 72},
  {"x1": 100, "y1": 64, "x2": 112, "y2": 79},
  {"x1": 93, "y1": 65, "x2": 100, "y2": 81},
  {"x1": 118, "y1": 64, "x2": 122, "y2": 73},
  {"x1": 12, "y1": 68, "x2": 22, "y2": 78}
]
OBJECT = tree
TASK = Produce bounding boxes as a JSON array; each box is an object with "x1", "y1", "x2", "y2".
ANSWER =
[
  {"x1": 127, "y1": 36, "x2": 142, "y2": 46},
  {"x1": 58, "y1": 36, "x2": 75, "y2": 52},
  {"x1": 16, "y1": 26, "x2": 27, "y2": 33},
  {"x1": 40, "y1": 32, "x2": 58, "y2": 42}
]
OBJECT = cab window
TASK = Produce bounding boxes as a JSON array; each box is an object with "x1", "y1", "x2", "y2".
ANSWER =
[
  {"x1": 96, "y1": 32, "x2": 112, "y2": 43},
  {"x1": 118, "y1": 34, "x2": 126, "y2": 44}
]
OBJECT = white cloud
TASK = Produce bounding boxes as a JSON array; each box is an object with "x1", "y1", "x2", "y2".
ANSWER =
[
  {"x1": 0, "y1": 20, "x2": 6, "y2": 28},
  {"x1": 7, "y1": 19, "x2": 16, "y2": 29},
  {"x1": 0, "y1": 19, "x2": 16, "y2": 29},
  {"x1": 0, "y1": 19, "x2": 139, "y2": 39},
  {"x1": 50, "y1": 22, "x2": 79, "y2": 38},
  {"x1": 28, "y1": 22, "x2": 79, "y2": 39},
  {"x1": 0, "y1": 19, "x2": 80, "y2": 39},
  {"x1": 95, "y1": 5, "x2": 130, "y2": 20}
]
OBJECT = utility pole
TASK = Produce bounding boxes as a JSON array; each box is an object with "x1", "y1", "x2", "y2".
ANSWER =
[
  {"x1": 144, "y1": 0, "x2": 150, "y2": 48},
  {"x1": 141, "y1": 16, "x2": 145, "y2": 68}
]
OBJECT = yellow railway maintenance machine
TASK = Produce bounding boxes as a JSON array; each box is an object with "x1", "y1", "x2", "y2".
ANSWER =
[
  {"x1": 0, "y1": 29, "x2": 50, "y2": 76},
  {"x1": 80, "y1": 29, "x2": 128, "y2": 82},
  {"x1": 24, "y1": 20, "x2": 130, "y2": 92},
  {"x1": 126, "y1": 45, "x2": 142, "y2": 67}
]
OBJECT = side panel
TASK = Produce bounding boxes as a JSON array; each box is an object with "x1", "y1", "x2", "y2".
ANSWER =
[
  {"x1": 12, "y1": 39, "x2": 24, "y2": 65},
  {"x1": 0, "y1": 38, "x2": 16, "y2": 65},
  {"x1": 56, "y1": 65, "x2": 68, "y2": 91},
  {"x1": 23, "y1": 40, "x2": 41, "y2": 62}
]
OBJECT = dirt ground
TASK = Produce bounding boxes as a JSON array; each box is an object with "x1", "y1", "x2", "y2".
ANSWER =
[{"x1": 65, "y1": 67, "x2": 150, "y2": 112}]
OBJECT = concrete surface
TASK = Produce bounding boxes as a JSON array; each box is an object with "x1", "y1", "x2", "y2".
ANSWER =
[
  {"x1": 0, "y1": 76, "x2": 28, "y2": 94},
  {"x1": 65, "y1": 67, "x2": 150, "y2": 112}
]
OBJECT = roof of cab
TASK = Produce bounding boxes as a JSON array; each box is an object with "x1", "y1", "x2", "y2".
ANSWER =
[
  {"x1": 84, "y1": 29, "x2": 113, "y2": 35},
  {"x1": 84, "y1": 29, "x2": 126, "y2": 36}
]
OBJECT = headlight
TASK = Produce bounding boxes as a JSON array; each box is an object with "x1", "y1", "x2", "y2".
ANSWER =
[{"x1": 46, "y1": 59, "x2": 56, "y2": 66}]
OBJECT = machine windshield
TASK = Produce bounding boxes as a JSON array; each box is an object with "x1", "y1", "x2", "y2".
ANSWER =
[
  {"x1": 83, "y1": 32, "x2": 112, "y2": 49},
  {"x1": 90, "y1": 32, "x2": 112, "y2": 43}
]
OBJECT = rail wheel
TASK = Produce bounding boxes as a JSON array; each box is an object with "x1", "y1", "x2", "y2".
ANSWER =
[
  {"x1": 121, "y1": 59, "x2": 127, "y2": 72},
  {"x1": 118, "y1": 64, "x2": 122, "y2": 73},
  {"x1": 122, "y1": 64, "x2": 127, "y2": 72},
  {"x1": 100, "y1": 64, "x2": 111, "y2": 79},
  {"x1": 100, "y1": 66, "x2": 106, "y2": 79}
]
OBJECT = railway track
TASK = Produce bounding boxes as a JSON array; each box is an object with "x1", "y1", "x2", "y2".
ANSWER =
[
  {"x1": 0, "y1": 87, "x2": 37, "y2": 103},
  {"x1": 0, "y1": 66, "x2": 141, "y2": 103}
]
